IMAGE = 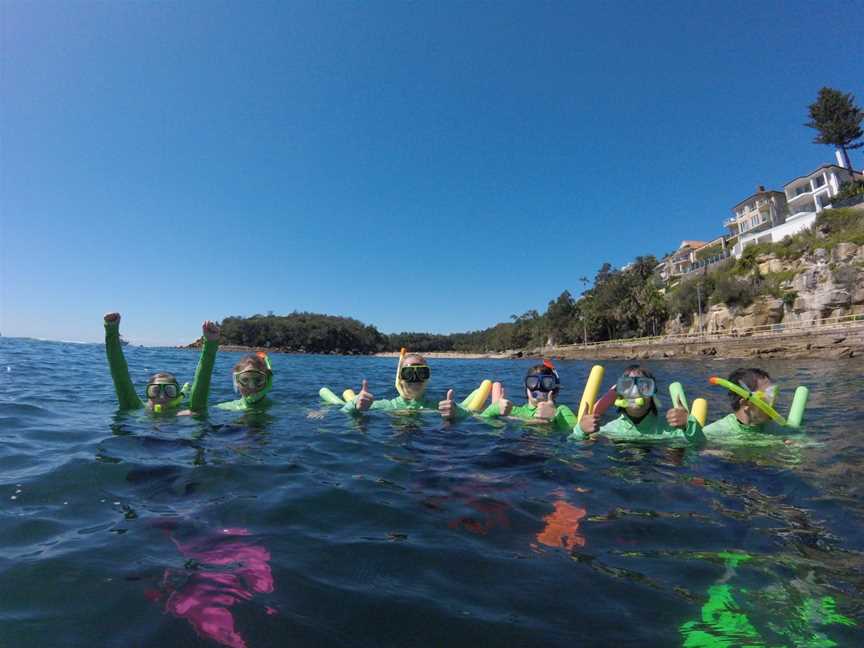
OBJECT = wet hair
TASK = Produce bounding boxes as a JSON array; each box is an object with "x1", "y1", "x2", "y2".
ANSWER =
[
  {"x1": 726, "y1": 368, "x2": 772, "y2": 411},
  {"x1": 148, "y1": 372, "x2": 177, "y2": 385},
  {"x1": 526, "y1": 363, "x2": 556, "y2": 377},
  {"x1": 618, "y1": 364, "x2": 657, "y2": 416},
  {"x1": 233, "y1": 354, "x2": 272, "y2": 376},
  {"x1": 622, "y1": 364, "x2": 655, "y2": 381},
  {"x1": 403, "y1": 353, "x2": 427, "y2": 365}
]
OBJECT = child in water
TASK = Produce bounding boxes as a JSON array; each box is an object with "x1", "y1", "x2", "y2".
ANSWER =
[
  {"x1": 702, "y1": 368, "x2": 784, "y2": 442},
  {"x1": 344, "y1": 353, "x2": 469, "y2": 420},
  {"x1": 576, "y1": 365, "x2": 701, "y2": 445},
  {"x1": 104, "y1": 312, "x2": 219, "y2": 414},
  {"x1": 481, "y1": 360, "x2": 578, "y2": 432},
  {"x1": 216, "y1": 352, "x2": 274, "y2": 411}
]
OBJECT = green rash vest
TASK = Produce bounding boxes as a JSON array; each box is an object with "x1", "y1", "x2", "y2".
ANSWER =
[
  {"x1": 342, "y1": 395, "x2": 470, "y2": 419},
  {"x1": 580, "y1": 410, "x2": 706, "y2": 446},
  {"x1": 481, "y1": 402, "x2": 578, "y2": 432},
  {"x1": 216, "y1": 394, "x2": 272, "y2": 412},
  {"x1": 105, "y1": 321, "x2": 218, "y2": 413},
  {"x1": 701, "y1": 412, "x2": 789, "y2": 446}
]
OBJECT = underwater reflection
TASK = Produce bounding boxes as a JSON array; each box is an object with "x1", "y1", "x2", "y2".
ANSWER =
[{"x1": 147, "y1": 522, "x2": 276, "y2": 648}]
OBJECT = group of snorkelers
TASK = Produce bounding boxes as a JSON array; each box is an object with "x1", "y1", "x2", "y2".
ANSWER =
[{"x1": 105, "y1": 313, "x2": 801, "y2": 444}]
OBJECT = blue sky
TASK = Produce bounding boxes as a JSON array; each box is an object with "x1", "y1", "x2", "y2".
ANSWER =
[{"x1": 1, "y1": 1, "x2": 862, "y2": 345}]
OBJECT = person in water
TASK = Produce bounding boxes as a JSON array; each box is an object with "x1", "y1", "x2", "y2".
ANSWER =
[
  {"x1": 104, "y1": 312, "x2": 219, "y2": 414},
  {"x1": 702, "y1": 368, "x2": 781, "y2": 441},
  {"x1": 576, "y1": 365, "x2": 702, "y2": 444},
  {"x1": 344, "y1": 353, "x2": 469, "y2": 420},
  {"x1": 216, "y1": 352, "x2": 274, "y2": 411},
  {"x1": 481, "y1": 360, "x2": 579, "y2": 432}
]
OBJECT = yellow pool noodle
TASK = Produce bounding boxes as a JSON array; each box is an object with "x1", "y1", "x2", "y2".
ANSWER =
[
  {"x1": 691, "y1": 398, "x2": 708, "y2": 427},
  {"x1": 343, "y1": 388, "x2": 357, "y2": 403},
  {"x1": 578, "y1": 365, "x2": 605, "y2": 420},
  {"x1": 465, "y1": 379, "x2": 492, "y2": 412},
  {"x1": 319, "y1": 387, "x2": 345, "y2": 405}
]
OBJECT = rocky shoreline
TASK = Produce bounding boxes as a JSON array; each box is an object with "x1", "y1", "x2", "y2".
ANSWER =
[{"x1": 181, "y1": 330, "x2": 863, "y2": 361}]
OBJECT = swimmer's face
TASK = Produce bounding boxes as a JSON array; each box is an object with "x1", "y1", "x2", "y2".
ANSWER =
[
  {"x1": 742, "y1": 376, "x2": 774, "y2": 425},
  {"x1": 400, "y1": 355, "x2": 428, "y2": 400},
  {"x1": 526, "y1": 387, "x2": 556, "y2": 407},
  {"x1": 146, "y1": 374, "x2": 180, "y2": 407},
  {"x1": 624, "y1": 400, "x2": 651, "y2": 418},
  {"x1": 235, "y1": 370, "x2": 269, "y2": 397},
  {"x1": 622, "y1": 369, "x2": 652, "y2": 419}
]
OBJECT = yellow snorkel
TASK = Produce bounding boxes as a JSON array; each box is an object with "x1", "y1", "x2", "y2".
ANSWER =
[{"x1": 395, "y1": 347, "x2": 407, "y2": 398}]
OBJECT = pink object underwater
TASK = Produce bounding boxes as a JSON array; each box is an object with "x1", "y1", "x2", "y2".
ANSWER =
[{"x1": 151, "y1": 526, "x2": 275, "y2": 648}]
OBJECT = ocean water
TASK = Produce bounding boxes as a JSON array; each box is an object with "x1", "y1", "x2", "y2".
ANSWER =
[{"x1": 0, "y1": 337, "x2": 862, "y2": 647}]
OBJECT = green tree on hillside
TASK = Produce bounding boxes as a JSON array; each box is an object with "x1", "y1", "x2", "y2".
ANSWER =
[{"x1": 806, "y1": 87, "x2": 863, "y2": 172}]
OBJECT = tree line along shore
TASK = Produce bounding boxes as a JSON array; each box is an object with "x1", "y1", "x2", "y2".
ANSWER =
[{"x1": 184, "y1": 207, "x2": 864, "y2": 360}]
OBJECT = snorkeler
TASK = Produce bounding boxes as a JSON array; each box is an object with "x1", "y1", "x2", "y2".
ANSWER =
[
  {"x1": 343, "y1": 353, "x2": 469, "y2": 420},
  {"x1": 216, "y1": 352, "x2": 274, "y2": 411},
  {"x1": 481, "y1": 361, "x2": 579, "y2": 432},
  {"x1": 104, "y1": 312, "x2": 220, "y2": 414},
  {"x1": 576, "y1": 365, "x2": 702, "y2": 444},
  {"x1": 702, "y1": 368, "x2": 780, "y2": 441}
]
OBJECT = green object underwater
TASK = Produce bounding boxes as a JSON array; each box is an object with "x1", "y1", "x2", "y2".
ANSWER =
[{"x1": 679, "y1": 552, "x2": 855, "y2": 647}]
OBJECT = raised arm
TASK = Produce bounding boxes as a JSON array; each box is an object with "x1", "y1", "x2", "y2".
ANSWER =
[
  {"x1": 104, "y1": 312, "x2": 143, "y2": 410},
  {"x1": 188, "y1": 321, "x2": 221, "y2": 413}
]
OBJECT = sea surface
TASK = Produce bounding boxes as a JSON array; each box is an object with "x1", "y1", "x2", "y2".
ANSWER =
[{"x1": 1, "y1": 337, "x2": 862, "y2": 647}]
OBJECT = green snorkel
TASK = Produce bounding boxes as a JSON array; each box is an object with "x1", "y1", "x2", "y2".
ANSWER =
[
  {"x1": 151, "y1": 382, "x2": 189, "y2": 414},
  {"x1": 709, "y1": 377, "x2": 809, "y2": 429}
]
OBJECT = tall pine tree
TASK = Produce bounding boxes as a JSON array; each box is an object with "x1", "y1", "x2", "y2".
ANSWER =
[{"x1": 805, "y1": 87, "x2": 863, "y2": 172}]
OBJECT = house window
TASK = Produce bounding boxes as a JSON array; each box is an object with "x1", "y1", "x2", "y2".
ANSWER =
[
  {"x1": 813, "y1": 175, "x2": 826, "y2": 188},
  {"x1": 795, "y1": 185, "x2": 809, "y2": 196}
]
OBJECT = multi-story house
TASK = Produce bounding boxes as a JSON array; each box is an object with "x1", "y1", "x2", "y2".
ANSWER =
[
  {"x1": 783, "y1": 164, "x2": 864, "y2": 217},
  {"x1": 654, "y1": 240, "x2": 707, "y2": 282},
  {"x1": 724, "y1": 186, "x2": 788, "y2": 242}
]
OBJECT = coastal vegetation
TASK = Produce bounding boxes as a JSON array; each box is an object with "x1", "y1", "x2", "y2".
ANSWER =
[{"x1": 214, "y1": 208, "x2": 864, "y2": 354}]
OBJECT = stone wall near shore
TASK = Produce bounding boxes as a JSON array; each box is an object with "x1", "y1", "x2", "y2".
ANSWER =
[{"x1": 544, "y1": 324, "x2": 864, "y2": 361}]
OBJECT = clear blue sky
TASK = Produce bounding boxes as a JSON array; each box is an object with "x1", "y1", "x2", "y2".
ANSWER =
[{"x1": 2, "y1": 1, "x2": 862, "y2": 345}]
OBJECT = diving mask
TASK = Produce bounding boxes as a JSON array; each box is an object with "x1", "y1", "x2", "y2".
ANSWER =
[
  {"x1": 525, "y1": 374, "x2": 559, "y2": 392},
  {"x1": 616, "y1": 375, "x2": 656, "y2": 399},
  {"x1": 400, "y1": 365, "x2": 431, "y2": 383},
  {"x1": 234, "y1": 370, "x2": 268, "y2": 390},
  {"x1": 146, "y1": 383, "x2": 180, "y2": 399},
  {"x1": 743, "y1": 382, "x2": 777, "y2": 407}
]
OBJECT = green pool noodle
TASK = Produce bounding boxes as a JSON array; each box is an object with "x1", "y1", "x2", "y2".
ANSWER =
[
  {"x1": 319, "y1": 387, "x2": 345, "y2": 405},
  {"x1": 669, "y1": 382, "x2": 689, "y2": 411},
  {"x1": 786, "y1": 386, "x2": 809, "y2": 429}
]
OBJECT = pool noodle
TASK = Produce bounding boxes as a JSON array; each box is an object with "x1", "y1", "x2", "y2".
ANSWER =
[
  {"x1": 319, "y1": 387, "x2": 345, "y2": 405},
  {"x1": 691, "y1": 398, "x2": 708, "y2": 427},
  {"x1": 668, "y1": 382, "x2": 689, "y2": 412},
  {"x1": 592, "y1": 387, "x2": 618, "y2": 417},
  {"x1": 343, "y1": 388, "x2": 357, "y2": 403},
  {"x1": 578, "y1": 365, "x2": 605, "y2": 420},
  {"x1": 786, "y1": 386, "x2": 809, "y2": 429},
  {"x1": 464, "y1": 379, "x2": 492, "y2": 412}
]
